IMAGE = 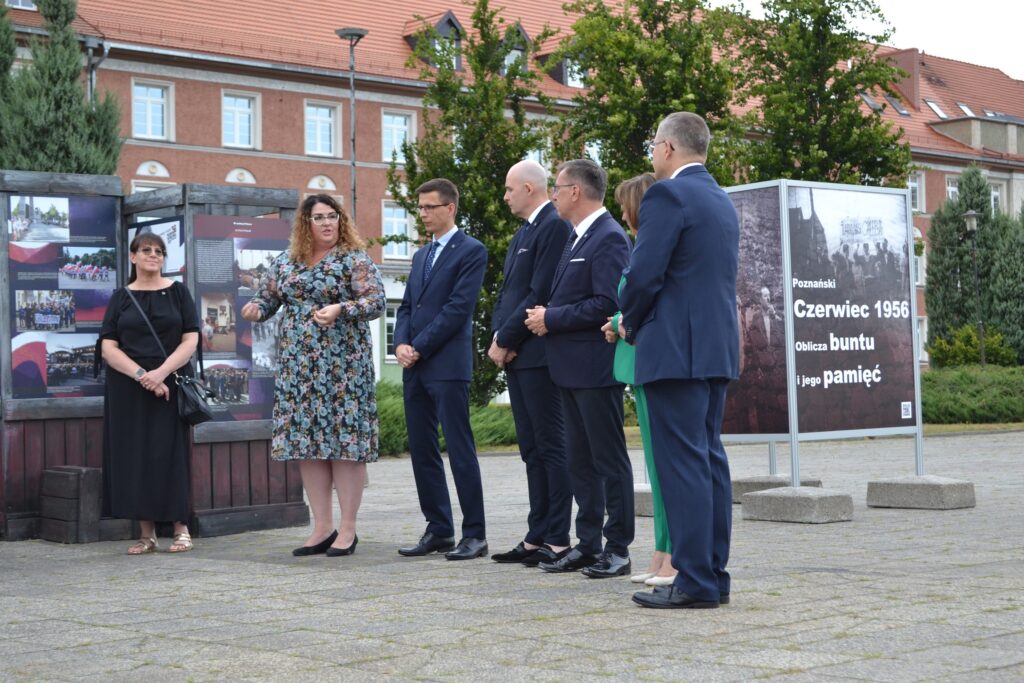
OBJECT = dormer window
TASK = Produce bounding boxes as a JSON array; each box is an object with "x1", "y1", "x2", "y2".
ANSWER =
[
  {"x1": 884, "y1": 94, "x2": 910, "y2": 116},
  {"x1": 501, "y1": 25, "x2": 530, "y2": 75},
  {"x1": 924, "y1": 99, "x2": 948, "y2": 119},
  {"x1": 404, "y1": 11, "x2": 465, "y2": 71},
  {"x1": 565, "y1": 60, "x2": 586, "y2": 88}
]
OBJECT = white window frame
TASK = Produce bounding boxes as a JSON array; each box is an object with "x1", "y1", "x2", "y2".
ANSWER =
[
  {"x1": 304, "y1": 100, "x2": 340, "y2": 158},
  {"x1": 945, "y1": 176, "x2": 959, "y2": 202},
  {"x1": 917, "y1": 316, "x2": 929, "y2": 364},
  {"x1": 908, "y1": 171, "x2": 924, "y2": 213},
  {"x1": 381, "y1": 110, "x2": 414, "y2": 164},
  {"x1": 130, "y1": 180, "x2": 176, "y2": 193},
  {"x1": 131, "y1": 79, "x2": 174, "y2": 141},
  {"x1": 8, "y1": 0, "x2": 38, "y2": 10},
  {"x1": 384, "y1": 301, "x2": 400, "y2": 359},
  {"x1": 382, "y1": 200, "x2": 413, "y2": 259},
  {"x1": 525, "y1": 148, "x2": 546, "y2": 166},
  {"x1": 925, "y1": 100, "x2": 948, "y2": 119},
  {"x1": 222, "y1": 90, "x2": 261, "y2": 149},
  {"x1": 956, "y1": 102, "x2": 976, "y2": 117},
  {"x1": 565, "y1": 59, "x2": 585, "y2": 88},
  {"x1": 990, "y1": 182, "x2": 1004, "y2": 214}
]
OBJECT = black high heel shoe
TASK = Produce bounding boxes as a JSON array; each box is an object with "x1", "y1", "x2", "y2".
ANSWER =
[
  {"x1": 292, "y1": 530, "x2": 338, "y2": 557},
  {"x1": 326, "y1": 534, "x2": 358, "y2": 557}
]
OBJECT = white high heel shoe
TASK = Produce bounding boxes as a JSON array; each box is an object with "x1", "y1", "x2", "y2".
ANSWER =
[{"x1": 630, "y1": 572, "x2": 656, "y2": 583}]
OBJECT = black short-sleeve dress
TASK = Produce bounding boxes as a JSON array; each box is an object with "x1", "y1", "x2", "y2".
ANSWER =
[{"x1": 99, "y1": 282, "x2": 200, "y2": 522}]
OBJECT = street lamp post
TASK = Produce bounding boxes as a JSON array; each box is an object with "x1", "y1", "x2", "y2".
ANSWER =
[
  {"x1": 962, "y1": 209, "x2": 985, "y2": 366},
  {"x1": 335, "y1": 27, "x2": 369, "y2": 223}
]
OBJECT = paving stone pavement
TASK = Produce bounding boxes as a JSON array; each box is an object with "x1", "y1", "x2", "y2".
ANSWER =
[{"x1": 1, "y1": 432, "x2": 1022, "y2": 682}]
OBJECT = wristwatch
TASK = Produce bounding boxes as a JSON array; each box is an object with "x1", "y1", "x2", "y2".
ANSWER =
[{"x1": 135, "y1": 368, "x2": 145, "y2": 380}]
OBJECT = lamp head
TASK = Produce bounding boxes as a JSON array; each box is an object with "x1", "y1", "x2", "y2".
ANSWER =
[
  {"x1": 962, "y1": 209, "x2": 979, "y2": 236},
  {"x1": 336, "y1": 27, "x2": 369, "y2": 44}
]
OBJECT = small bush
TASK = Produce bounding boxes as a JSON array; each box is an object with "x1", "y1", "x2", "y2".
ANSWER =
[
  {"x1": 928, "y1": 324, "x2": 1017, "y2": 368},
  {"x1": 921, "y1": 365, "x2": 1024, "y2": 423},
  {"x1": 374, "y1": 381, "x2": 518, "y2": 456}
]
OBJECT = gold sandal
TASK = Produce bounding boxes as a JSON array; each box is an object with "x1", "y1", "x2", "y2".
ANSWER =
[
  {"x1": 168, "y1": 531, "x2": 193, "y2": 553},
  {"x1": 127, "y1": 537, "x2": 158, "y2": 555}
]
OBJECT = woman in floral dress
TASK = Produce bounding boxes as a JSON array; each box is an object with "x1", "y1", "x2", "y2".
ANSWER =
[{"x1": 241, "y1": 194, "x2": 384, "y2": 557}]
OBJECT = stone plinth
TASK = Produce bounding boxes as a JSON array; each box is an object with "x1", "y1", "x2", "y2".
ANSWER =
[
  {"x1": 732, "y1": 475, "x2": 823, "y2": 503},
  {"x1": 742, "y1": 486, "x2": 853, "y2": 523},
  {"x1": 635, "y1": 483, "x2": 653, "y2": 517},
  {"x1": 866, "y1": 475, "x2": 975, "y2": 510}
]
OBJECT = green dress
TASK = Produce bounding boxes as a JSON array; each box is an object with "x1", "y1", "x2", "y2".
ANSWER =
[{"x1": 612, "y1": 277, "x2": 671, "y2": 554}]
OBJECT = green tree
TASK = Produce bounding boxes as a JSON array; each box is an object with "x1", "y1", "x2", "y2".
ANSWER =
[
  {"x1": 387, "y1": 0, "x2": 553, "y2": 405},
  {"x1": 0, "y1": 2, "x2": 15, "y2": 149},
  {"x1": 737, "y1": 0, "x2": 911, "y2": 185},
  {"x1": 0, "y1": 0, "x2": 121, "y2": 174},
  {"x1": 552, "y1": 0, "x2": 745, "y2": 193},
  {"x1": 989, "y1": 210, "x2": 1024, "y2": 362},
  {"x1": 924, "y1": 166, "x2": 993, "y2": 349}
]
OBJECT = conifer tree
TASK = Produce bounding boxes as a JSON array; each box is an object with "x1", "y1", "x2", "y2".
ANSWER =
[{"x1": 0, "y1": 0, "x2": 121, "y2": 174}]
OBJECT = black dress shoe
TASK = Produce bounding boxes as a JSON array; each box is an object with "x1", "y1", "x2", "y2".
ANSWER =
[
  {"x1": 581, "y1": 552, "x2": 631, "y2": 578},
  {"x1": 398, "y1": 532, "x2": 456, "y2": 557},
  {"x1": 632, "y1": 585, "x2": 720, "y2": 609},
  {"x1": 292, "y1": 530, "x2": 338, "y2": 557},
  {"x1": 445, "y1": 537, "x2": 488, "y2": 560},
  {"x1": 538, "y1": 548, "x2": 598, "y2": 573},
  {"x1": 522, "y1": 545, "x2": 564, "y2": 567},
  {"x1": 325, "y1": 534, "x2": 358, "y2": 557},
  {"x1": 492, "y1": 541, "x2": 539, "y2": 563}
]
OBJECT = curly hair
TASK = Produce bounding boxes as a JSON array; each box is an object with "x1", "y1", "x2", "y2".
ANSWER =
[{"x1": 289, "y1": 194, "x2": 364, "y2": 264}]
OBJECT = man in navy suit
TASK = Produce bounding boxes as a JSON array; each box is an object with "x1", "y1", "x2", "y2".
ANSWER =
[
  {"x1": 488, "y1": 160, "x2": 573, "y2": 567},
  {"x1": 619, "y1": 112, "x2": 740, "y2": 609},
  {"x1": 394, "y1": 178, "x2": 489, "y2": 560},
  {"x1": 525, "y1": 159, "x2": 634, "y2": 579}
]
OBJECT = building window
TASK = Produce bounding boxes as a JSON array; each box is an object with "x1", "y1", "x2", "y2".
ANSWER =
[
  {"x1": 384, "y1": 302, "x2": 400, "y2": 358},
  {"x1": 884, "y1": 94, "x2": 910, "y2": 116},
  {"x1": 132, "y1": 81, "x2": 172, "y2": 140},
  {"x1": 382, "y1": 201, "x2": 413, "y2": 258},
  {"x1": 917, "y1": 317, "x2": 929, "y2": 364},
  {"x1": 305, "y1": 102, "x2": 338, "y2": 157},
  {"x1": 565, "y1": 60, "x2": 585, "y2": 88},
  {"x1": 990, "y1": 182, "x2": 1004, "y2": 214},
  {"x1": 913, "y1": 228, "x2": 926, "y2": 286},
  {"x1": 925, "y1": 100, "x2": 948, "y2": 119},
  {"x1": 503, "y1": 48, "x2": 525, "y2": 74},
  {"x1": 382, "y1": 111, "x2": 412, "y2": 163},
  {"x1": 222, "y1": 92, "x2": 259, "y2": 148},
  {"x1": 945, "y1": 177, "x2": 959, "y2": 202},
  {"x1": 524, "y1": 148, "x2": 546, "y2": 166},
  {"x1": 8, "y1": 0, "x2": 38, "y2": 9},
  {"x1": 131, "y1": 180, "x2": 175, "y2": 193},
  {"x1": 908, "y1": 171, "x2": 923, "y2": 212},
  {"x1": 859, "y1": 91, "x2": 882, "y2": 111},
  {"x1": 956, "y1": 102, "x2": 976, "y2": 117}
]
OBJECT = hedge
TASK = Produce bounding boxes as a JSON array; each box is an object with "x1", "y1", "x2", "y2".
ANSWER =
[{"x1": 921, "y1": 365, "x2": 1024, "y2": 424}]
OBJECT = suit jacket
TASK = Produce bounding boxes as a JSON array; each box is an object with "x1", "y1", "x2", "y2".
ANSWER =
[
  {"x1": 619, "y1": 165, "x2": 739, "y2": 384},
  {"x1": 544, "y1": 211, "x2": 631, "y2": 389},
  {"x1": 394, "y1": 229, "x2": 487, "y2": 382},
  {"x1": 491, "y1": 202, "x2": 573, "y2": 370}
]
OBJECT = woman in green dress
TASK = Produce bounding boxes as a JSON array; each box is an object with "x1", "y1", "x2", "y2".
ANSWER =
[{"x1": 604, "y1": 173, "x2": 676, "y2": 587}]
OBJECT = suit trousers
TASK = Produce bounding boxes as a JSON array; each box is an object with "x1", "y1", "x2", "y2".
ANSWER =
[
  {"x1": 506, "y1": 366, "x2": 571, "y2": 547},
  {"x1": 560, "y1": 385, "x2": 634, "y2": 556},
  {"x1": 644, "y1": 378, "x2": 732, "y2": 602},
  {"x1": 403, "y1": 375, "x2": 486, "y2": 539}
]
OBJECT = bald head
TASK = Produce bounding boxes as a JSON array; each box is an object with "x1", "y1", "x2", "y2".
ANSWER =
[{"x1": 504, "y1": 159, "x2": 550, "y2": 219}]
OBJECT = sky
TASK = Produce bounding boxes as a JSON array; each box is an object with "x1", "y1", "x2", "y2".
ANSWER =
[{"x1": 712, "y1": 0, "x2": 1023, "y2": 80}]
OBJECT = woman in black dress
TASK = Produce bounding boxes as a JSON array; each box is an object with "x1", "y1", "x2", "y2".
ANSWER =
[{"x1": 100, "y1": 234, "x2": 200, "y2": 554}]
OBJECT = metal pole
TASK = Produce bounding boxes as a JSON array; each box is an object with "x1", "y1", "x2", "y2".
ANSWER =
[
  {"x1": 971, "y1": 232, "x2": 985, "y2": 366},
  {"x1": 347, "y1": 39, "x2": 357, "y2": 223}
]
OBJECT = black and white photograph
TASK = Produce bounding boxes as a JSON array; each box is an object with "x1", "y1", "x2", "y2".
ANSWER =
[
  {"x1": 14, "y1": 290, "x2": 75, "y2": 332},
  {"x1": 8, "y1": 196, "x2": 70, "y2": 242},
  {"x1": 236, "y1": 248, "x2": 280, "y2": 296},
  {"x1": 201, "y1": 359, "x2": 251, "y2": 407},
  {"x1": 251, "y1": 309, "x2": 282, "y2": 376},
  {"x1": 58, "y1": 246, "x2": 116, "y2": 289}
]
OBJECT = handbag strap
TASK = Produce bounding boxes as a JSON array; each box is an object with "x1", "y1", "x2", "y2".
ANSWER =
[{"x1": 124, "y1": 285, "x2": 205, "y2": 381}]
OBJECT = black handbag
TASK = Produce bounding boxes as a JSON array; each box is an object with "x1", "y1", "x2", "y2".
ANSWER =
[{"x1": 124, "y1": 286, "x2": 215, "y2": 426}]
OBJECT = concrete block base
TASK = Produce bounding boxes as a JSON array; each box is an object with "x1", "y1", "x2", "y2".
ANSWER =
[
  {"x1": 732, "y1": 475, "x2": 823, "y2": 503},
  {"x1": 866, "y1": 475, "x2": 975, "y2": 510},
  {"x1": 742, "y1": 486, "x2": 853, "y2": 523},
  {"x1": 635, "y1": 483, "x2": 653, "y2": 517}
]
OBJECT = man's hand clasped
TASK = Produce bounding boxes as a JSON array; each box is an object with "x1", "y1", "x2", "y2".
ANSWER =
[
  {"x1": 487, "y1": 338, "x2": 517, "y2": 369},
  {"x1": 395, "y1": 343, "x2": 421, "y2": 369},
  {"x1": 524, "y1": 306, "x2": 548, "y2": 336}
]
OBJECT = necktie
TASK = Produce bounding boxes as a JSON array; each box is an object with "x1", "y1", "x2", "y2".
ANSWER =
[
  {"x1": 423, "y1": 240, "x2": 440, "y2": 283},
  {"x1": 554, "y1": 232, "x2": 576, "y2": 277}
]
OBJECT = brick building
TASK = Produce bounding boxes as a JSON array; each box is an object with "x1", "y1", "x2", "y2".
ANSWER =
[{"x1": 6, "y1": 0, "x2": 1024, "y2": 373}]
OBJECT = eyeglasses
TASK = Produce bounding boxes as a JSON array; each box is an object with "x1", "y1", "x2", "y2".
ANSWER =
[
  {"x1": 647, "y1": 139, "x2": 669, "y2": 154},
  {"x1": 137, "y1": 247, "x2": 166, "y2": 257},
  {"x1": 416, "y1": 203, "x2": 451, "y2": 212},
  {"x1": 550, "y1": 183, "x2": 577, "y2": 194},
  {"x1": 311, "y1": 212, "x2": 340, "y2": 225}
]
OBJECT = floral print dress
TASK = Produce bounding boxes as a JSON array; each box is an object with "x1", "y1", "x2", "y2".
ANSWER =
[{"x1": 251, "y1": 249, "x2": 385, "y2": 462}]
